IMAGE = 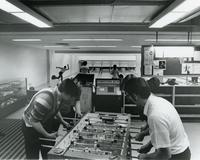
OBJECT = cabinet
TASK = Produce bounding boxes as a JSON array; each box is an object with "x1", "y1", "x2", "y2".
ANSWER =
[
  {"x1": 123, "y1": 85, "x2": 200, "y2": 121},
  {"x1": 174, "y1": 86, "x2": 200, "y2": 120},
  {"x1": 0, "y1": 78, "x2": 27, "y2": 119}
]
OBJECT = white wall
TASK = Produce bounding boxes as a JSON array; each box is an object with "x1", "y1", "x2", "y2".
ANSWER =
[
  {"x1": 77, "y1": 54, "x2": 137, "y2": 60},
  {"x1": 51, "y1": 52, "x2": 141, "y2": 77},
  {"x1": 0, "y1": 41, "x2": 47, "y2": 88},
  {"x1": 76, "y1": 53, "x2": 141, "y2": 76}
]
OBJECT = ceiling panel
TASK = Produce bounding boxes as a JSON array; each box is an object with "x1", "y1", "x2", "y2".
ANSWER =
[
  {"x1": 0, "y1": 0, "x2": 200, "y2": 53},
  {"x1": 111, "y1": 5, "x2": 161, "y2": 22},
  {"x1": 38, "y1": 6, "x2": 113, "y2": 23},
  {"x1": 37, "y1": 5, "x2": 161, "y2": 23}
]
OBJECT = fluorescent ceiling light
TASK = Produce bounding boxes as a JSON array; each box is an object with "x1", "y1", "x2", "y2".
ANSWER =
[
  {"x1": 97, "y1": 46, "x2": 117, "y2": 48},
  {"x1": 150, "y1": 0, "x2": 200, "y2": 28},
  {"x1": 145, "y1": 39, "x2": 200, "y2": 42},
  {"x1": 62, "y1": 39, "x2": 123, "y2": 41},
  {"x1": 0, "y1": 0, "x2": 23, "y2": 12},
  {"x1": 77, "y1": 46, "x2": 117, "y2": 48},
  {"x1": 154, "y1": 46, "x2": 194, "y2": 57},
  {"x1": 150, "y1": 12, "x2": 186, "y2": 28},
  {"x1": 131, "y1": 46, "x2": 141, "y2": 48},
  {"x1": 0, "y1": 0, "x2": 52, "y2": 28},
  {"x1": 12, "y1": 39, "x2": 41, "y2": 42},
  {"x1": 173, "y1": 0, "x2": 200, "y2": 12},
  {"x1": 12, "y1": 12, "x2": 51, "y2": 28}
]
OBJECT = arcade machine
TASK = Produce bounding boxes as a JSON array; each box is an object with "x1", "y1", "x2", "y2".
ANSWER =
[{"x1": 94, "y1": 79, "x2": 122, "y2": 113}]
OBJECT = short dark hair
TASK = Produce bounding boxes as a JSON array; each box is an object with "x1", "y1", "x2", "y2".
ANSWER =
[
  {"x1": 124, "y1": 77, "x2": 151, "y2": 99},
  {"x1": 113, "y1": 64, "x2": 117, "y2": 69},
  {"x1": 120, "y1": 74, "x2": 137, "y2": 90},
  {"x1": 82, "y1": 61, "x2": 87, "y2": 66},
  {"x1": 147, "y1": 77, "x2": 160, "y2": 93},
  {"x1": 58, "y1": 79, "x2": 81, "y2": 98}
]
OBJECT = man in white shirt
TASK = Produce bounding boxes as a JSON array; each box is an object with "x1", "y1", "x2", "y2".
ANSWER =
[{"x1": 124, "y1": 77, "x2": 191, "y2": 160}]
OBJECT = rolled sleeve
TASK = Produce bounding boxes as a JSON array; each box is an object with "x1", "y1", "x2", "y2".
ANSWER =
[{"x1": 148, "y1": 116, "x2": 171, "y2": 149}]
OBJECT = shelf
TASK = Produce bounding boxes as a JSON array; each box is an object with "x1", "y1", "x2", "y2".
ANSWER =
[
  {"x1": 180, "y1": 114, "x2": 200, "y2": 118},
  {"x1": 175, "y1": 105, "x2": 200, "y2": 108},
  {"x1": 175, "y1": 94, "x2": 200, "y2": 97},
  {"x1": 155, "y1": 94, "x2": 172, "y2": 97}
]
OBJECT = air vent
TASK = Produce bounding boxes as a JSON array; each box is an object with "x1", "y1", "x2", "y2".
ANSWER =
[
  {"x1": 55, "y1": 42, "x2": 69, "y2": 46},
  {"x1": 70, "y1": 47, "x2": 80, "y2": 49}
]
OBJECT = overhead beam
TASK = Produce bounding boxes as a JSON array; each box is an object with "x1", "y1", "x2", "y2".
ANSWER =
[
  {"x1": 21, "y1": 0, "x2": 170, "y2": 6},
  {"x1": 0, "y1": 23, "x2": 195, "y2": 32}
]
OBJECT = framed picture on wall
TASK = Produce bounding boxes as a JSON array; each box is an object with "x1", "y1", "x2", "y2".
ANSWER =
[{"x1": 159, "y1": 60, "x2": 166, "y2": 70}]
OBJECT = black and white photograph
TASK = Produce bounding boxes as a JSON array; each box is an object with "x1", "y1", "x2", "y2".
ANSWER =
[
  {"x1": 159, "y1": 60, "x2": 166, "y2": 69},
  {"x1": 0, "y1": 0, "x2": 200, "y2": 160}
]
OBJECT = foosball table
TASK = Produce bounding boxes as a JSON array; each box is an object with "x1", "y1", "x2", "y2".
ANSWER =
[{"x1": 48, "y1": 112, "x2": 143, "y2": 159}]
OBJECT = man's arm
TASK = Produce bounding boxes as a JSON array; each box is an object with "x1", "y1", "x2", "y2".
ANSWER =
[
  {"x1": 74, "y1": 100, "x2": 82, "y2": 117},
  {"x1": 56, "y1": 111, "x2": 70, "y2": 128},
  {"x1": 138, "y1": 147, "x2": 171, "y2": 160},
  {"x1": 56, "y1": 66, "x2": 62, "y2": 69},
  {"x1": 135, "y1": 128, "x2": 149, "y2": 141},
  {"x1": 138, "y1": 140, "x2": 153, "y2": 154},
  {"x1": 139, "y1": 116, "x2": 171, "y2": 159},
  {"x1": 31, "y1": 121, "x2": 57, "y2": 139}
]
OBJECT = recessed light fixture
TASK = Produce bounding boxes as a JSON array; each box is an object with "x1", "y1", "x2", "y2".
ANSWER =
[
  {"x1": 149, "y1": 0, "x2": 200, "y2": 28},
  {"x1": 62, "y1": 39, "x2": 123, "y2": 41},
  {"x1": 0, "y1": 0, "x2": 52, "y2": 28},
  {"x1": 12, "y1": 39, "x2": 41, "y2": 42}
]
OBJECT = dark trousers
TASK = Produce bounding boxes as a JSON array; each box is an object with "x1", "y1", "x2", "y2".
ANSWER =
[
  {"x1": 170, "y1": 147, "x2": 191, "y2": 160},
  {"x1": 58, "y1": 71, "x2": 63, "y2": 81},
  {"x1": 21, "y1": 119, "x2": 59, "y2": 160}
]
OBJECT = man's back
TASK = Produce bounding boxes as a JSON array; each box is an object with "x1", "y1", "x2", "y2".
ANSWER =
[
  {"x1": 23, "y1": 88, "x2": 58, "y2": 126},
  {"x1": 146, "y1": 94, "x2": 190, "y2": 155}
]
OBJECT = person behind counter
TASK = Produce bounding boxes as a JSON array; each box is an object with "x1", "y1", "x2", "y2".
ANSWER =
[
  {"x1": 80, "y1": 61, "x2": 89, "y2": 74},
  {"x1": 21, "y1": 79, "x2": 81, "y2": 160},
  {"x1": 110, "y1": 64, "x2": 119, "y2": 79},
  {"x1": 124, "y1": 77, "x2": 191, "y2": 160}
]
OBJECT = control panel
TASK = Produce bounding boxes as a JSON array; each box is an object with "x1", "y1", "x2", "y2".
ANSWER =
[{"x1": 96, "y1": 79, "x2": 121, "y2": 95}]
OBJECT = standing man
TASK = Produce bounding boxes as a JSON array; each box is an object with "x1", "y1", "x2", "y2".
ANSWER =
[
  {"x1": 124, "y1": 77, "x2": 190, "y2": 160},
  {"x1": 80, "y1": 61, "x2": 89, "y2": 74},
  {"x1": 22, "y1": 79, "x2": 81, "y2": 160},
  {"x1": 110, "y1": 64, "x2": 119, "y2": 79}
]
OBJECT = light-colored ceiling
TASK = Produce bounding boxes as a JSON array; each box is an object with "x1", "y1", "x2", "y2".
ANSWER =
[{"x1": 0, "y1": 0, "x2": 200, "y2": 53}]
